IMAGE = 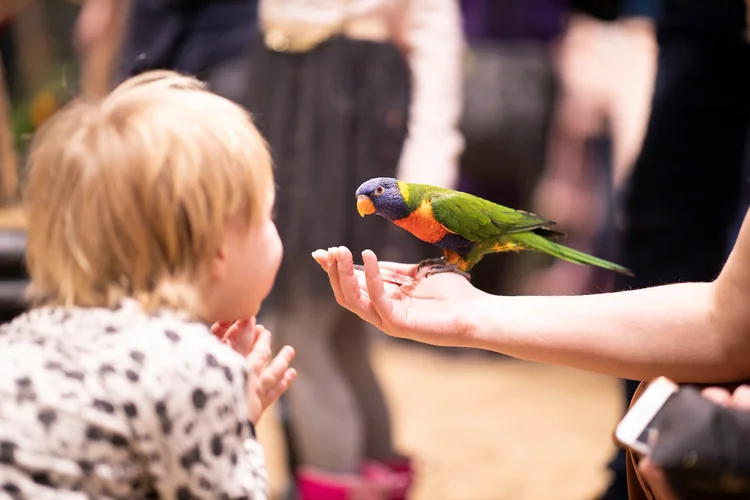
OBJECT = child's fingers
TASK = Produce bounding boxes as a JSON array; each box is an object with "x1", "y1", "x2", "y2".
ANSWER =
[
  {"x1": 259, "y1": 346, "x2": 295, "y2": 392},
  {"x1": 225, "y1": 319, "x2": 259, "y2": 356},
  {"x1": 247, "y1": 329, "x2": 273, "y2": 372},
  {"x1": 264, "y1": 368, "x2": 297, "y2": 404},
  {"x1": 210, "y1": 321, "x2": 232, "y2": 340},
  {"x1": 233, "y1": 324, "x2": 265, "y2": 357},
  {"x1": 249, "y1": 323, "x2": 268, "y2": 351},
  {"x1": 222, "y1": 319, "x2": 250, "y2": 342}
]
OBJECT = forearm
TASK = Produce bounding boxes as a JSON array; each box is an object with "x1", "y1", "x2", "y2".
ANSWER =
[{"x1": 469, "y1": 281, "x2": 750, "y2": 383}]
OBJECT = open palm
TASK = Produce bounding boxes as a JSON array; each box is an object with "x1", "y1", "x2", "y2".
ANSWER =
[{"x1": 312, "y1": 247, "x2": 487, "y2": 348}]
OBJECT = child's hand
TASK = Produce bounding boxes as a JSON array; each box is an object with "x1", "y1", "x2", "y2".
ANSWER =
[
  {"x1": 211, "y1": 318, "x2": 257, "y2": 355},
  {"x1": 210, "y1": 319, "x2": 296, "y2": 425}
]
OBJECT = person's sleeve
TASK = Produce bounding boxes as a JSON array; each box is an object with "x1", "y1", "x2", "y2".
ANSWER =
[{"x1": 393, "y1": 0, "x2": 465, "y2": 189}]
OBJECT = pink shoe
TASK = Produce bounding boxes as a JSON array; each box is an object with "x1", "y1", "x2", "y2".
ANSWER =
[
  {"x1": 361, "y1": 458, "x2": 413, "y2": 500},
  {"x1": 295, "y1": 467, "x2": 390, "y2": 500}
]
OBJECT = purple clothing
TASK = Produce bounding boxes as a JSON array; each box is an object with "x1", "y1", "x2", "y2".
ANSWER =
[{"x1": 460, "y1": 0, "x2": 565, "y2": 42}]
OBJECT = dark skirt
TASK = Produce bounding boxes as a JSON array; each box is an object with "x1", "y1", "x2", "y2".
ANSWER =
[{"x1": 242, "y1": 35, "x2": 411, "y2": 302}]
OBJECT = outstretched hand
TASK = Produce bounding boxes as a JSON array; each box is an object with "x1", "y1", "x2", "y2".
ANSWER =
[
  {"x1": 311, "y1": 246, "x2": 486, "y2": 347},
  {"x1": 211, "y1": 319, "x2": 296, "y2": 425}
]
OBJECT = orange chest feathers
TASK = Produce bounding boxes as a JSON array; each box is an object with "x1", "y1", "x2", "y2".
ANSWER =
[{"x1": 393, "y1": 200, "x2": 449, "y2": 244}]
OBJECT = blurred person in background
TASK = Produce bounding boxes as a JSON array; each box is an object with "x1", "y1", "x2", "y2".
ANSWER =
[
  {"x1": 596, "y1": 0, "x2": 750, "y2": 498},
  {"x1": 457, "y1": 5, "x2": 652, "y2": 493},
  {"x1": 241, "y1": 1, "x2": 464, "y2": 498},
  {"x1": 76, "y1": 0, "x2": 258, "y2": 104},
  {"x1": 456, "y1": 0, "x2": 565, "y2": 298},
  {"x1": 524, "y1": 0, "x2": 658, "y2": 298}
]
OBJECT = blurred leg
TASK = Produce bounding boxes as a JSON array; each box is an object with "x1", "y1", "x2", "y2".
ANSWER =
[
  {"x1": 245, "y1": 37, "x2": 409, "y2": 498},
  {"x1": 333, "y1": 315, "x2": 400, "y2": 462},
  {"x1": 263, "y1": 299, "x2": 365, "y2": 473}
]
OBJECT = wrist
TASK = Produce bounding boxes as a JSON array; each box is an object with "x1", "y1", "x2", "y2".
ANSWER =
[
  {"x1": 247, "y1": 403, "x2": 261, "y2": 428},
  {"x1": 462, "y1": 292, "x2": 502, "y2": 351},
  {"x1": 247, "y1": 398, "x2": 263, "y2": 425}
]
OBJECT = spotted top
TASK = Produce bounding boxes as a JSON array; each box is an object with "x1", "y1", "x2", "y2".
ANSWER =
[{"x1": 0, "y1": 299, "x2": 268, "y2": 499}]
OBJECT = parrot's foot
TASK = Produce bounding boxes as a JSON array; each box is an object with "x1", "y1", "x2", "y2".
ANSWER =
[
  {"x1": 424, "y1": 265, "x2": 472, "y2": 281},
  {"x1": 416, "y1": 257, "x2": 446, "y2": 273},
  {"x1": 416, "y1": 258, "x2": 471, "y2": 281}
]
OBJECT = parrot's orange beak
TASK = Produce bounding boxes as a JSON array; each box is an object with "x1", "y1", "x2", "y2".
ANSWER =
[{"x1": 357, "y1": 195, "x2": 376, "y2": 217}]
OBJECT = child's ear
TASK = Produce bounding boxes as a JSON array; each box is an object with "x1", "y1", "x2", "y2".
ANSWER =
[{"x1": 211, "y1": 242, "x2": 229, "y2": 281}]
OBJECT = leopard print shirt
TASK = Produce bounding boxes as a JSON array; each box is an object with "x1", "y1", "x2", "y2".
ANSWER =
[{"x1": 0, "y1": 300, "x2": 268, "y2": 499}]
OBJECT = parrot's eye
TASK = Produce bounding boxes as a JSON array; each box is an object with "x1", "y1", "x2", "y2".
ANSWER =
[{"x1": 374, "y1": 186, "x2": 385, "y2": 197}]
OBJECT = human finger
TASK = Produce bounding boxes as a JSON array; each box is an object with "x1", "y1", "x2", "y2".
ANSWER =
[
  {"x1": 701, "y1": 387, "x2": 733, "y2": 406},
  {"x1": 336, "y1": 246, "x2": 386, "y2": 323},
  {"x1": 247, "y1": 329, "x2": 273, "y2": 373},
  {"x1": 259, "y1": 346, "x2": 296, "y2": 392},
  {"x1": 265, "y1": 368, "x2": 297, "y2": 405},
  {"x1": 362, "y1": 250, "x2": 392, "y2": 329},
  {"x1": 730, "y1": 385, "x2": 750, "y2": 411},
  {"x1": 326, "y1": 247, "x2": 347, "y2": 306},
  {"x1": 638, "y1": 458, "x2": 679, "y2": 500}
]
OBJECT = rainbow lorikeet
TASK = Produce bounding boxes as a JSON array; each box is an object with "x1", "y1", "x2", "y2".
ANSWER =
[{"x1": 355, "y1": 177, "x2": 633, "y2": 280}]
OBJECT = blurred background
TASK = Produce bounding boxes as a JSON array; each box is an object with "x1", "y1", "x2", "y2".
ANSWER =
[{"x1": 0, "y1": 0, "x2": 664, "y2": 498}]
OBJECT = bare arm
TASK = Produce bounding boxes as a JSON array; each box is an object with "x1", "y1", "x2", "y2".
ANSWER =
[
  {"x1": 474, "y1": 208, "x2": 750, "y2": 382},
  {"x1": 314, "y1": 209, "x2": 750, "y2": 384},
  {"x1": 472, "y1": 282, "x2": 722, "y2": 382}
]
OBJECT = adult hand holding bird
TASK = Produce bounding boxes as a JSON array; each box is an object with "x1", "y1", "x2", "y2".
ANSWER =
[{"x1": 311, "y1": 246, "x2": 486, "y2": 348}]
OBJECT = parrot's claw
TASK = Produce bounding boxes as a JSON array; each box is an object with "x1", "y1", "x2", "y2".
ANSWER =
[
  {"x1": 424, "y1": 265, "x2": 472, "y2": 281},
  {"x1": 416, "y1": 257, "x2": 446, "y2": 273},
  {"x1": 416, "y1": 258, "x2": 472, "y2": 281}
]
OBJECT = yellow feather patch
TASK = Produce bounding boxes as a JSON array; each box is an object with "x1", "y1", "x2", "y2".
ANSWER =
[
  {"x1": 397, "y1": 180, "x2": 410, "y2": 203},
  {"x1": 492, "y1": 242, "x2": 523, "y2": 252}
]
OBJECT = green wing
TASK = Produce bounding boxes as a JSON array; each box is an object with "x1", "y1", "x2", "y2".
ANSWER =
[{"x1": 430, "y1": 192, "x2": 555, "y2": 242}]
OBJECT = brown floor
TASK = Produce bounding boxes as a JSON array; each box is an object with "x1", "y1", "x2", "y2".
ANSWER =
[{"x1": 257, "y1": 338, "x2": 625, "y2": 500}]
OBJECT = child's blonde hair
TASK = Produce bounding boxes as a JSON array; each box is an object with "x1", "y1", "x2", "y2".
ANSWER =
[{"x1": 23, "y1": 70, "x2": 274, "y2": 316}]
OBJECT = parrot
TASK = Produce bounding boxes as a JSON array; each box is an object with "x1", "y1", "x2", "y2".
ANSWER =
[{"x1": 354, "y1": 177, "x2": 633, "y2": 280}]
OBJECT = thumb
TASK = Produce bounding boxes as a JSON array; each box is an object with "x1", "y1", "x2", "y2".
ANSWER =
[
  {"x1": 312, "y1": 249, "x2": 329, "y2": 270},
  {"x1": 247, "y1": 328, "x2": 273, "y2": 373}
]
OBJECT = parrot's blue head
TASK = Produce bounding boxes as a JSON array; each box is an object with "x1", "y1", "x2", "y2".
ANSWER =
[{"x1": 355, "y1": 177, "x2": 408, "y2": 221}]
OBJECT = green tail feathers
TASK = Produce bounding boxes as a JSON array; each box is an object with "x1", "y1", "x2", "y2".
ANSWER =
[{"x1": 516, "y1": 232, "x2": 634, "y2": 277}]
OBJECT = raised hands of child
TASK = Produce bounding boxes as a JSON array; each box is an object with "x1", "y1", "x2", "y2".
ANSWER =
[{"x1": 210, "y1": 319, "x2": 296, "y2": 425}]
